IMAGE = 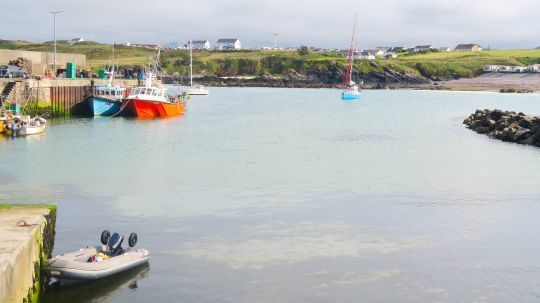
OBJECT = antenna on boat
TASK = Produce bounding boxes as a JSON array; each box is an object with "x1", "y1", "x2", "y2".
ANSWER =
[{"x1": 189, "y1": 39, "x2": 193, "y2": 87}]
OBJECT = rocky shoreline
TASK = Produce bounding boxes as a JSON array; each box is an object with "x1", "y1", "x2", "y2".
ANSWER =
[
  {"x1": 464, "y1": 109, "x2": 540, "y2": 147},
  {"x1": 162, "y1": 68, "x2": 431, "y2": 89}
]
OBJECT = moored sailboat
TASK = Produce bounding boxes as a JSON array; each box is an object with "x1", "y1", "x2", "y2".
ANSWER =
[
  {"x1": 186, "y1": 40, "x2": 209, "y2": 96},
  {"x1": 341, "y1": 15, "x2": 362, "y2": 100}
]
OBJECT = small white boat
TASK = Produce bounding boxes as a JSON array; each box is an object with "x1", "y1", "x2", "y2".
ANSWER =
[
  {"x1": 187, "y1": 84, "x2": 209, "y2": 95},
  {"x1": 44, "y1": 231, "x2": 150, "y2": 287},
  {"x1": 5, "y1": 115, "x2": 46, "y2": 136},
  {"x1": 187, "y1": 40, "x2": 209, "y2": 96},
  {"x1": 19, "y1": 115, "x2": 47, "y2": 136}
]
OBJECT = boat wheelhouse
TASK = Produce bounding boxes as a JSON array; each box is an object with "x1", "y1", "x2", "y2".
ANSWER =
[{"x1": 89, "y1": 86, "x2": 126, "y2": 116}]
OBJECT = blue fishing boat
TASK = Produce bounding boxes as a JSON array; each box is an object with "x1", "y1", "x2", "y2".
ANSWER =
[
  {"x1": 88, "y1": 45, "x2": 127, "y2": 116},
  {"x1": 341, "y1": 15, "x2": 362, "y2": 101},
  {"x1": 89, "y1": 86, "x2": 126, "y2": 116}
]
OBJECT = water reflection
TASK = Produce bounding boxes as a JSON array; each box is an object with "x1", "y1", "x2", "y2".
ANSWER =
[
  {"x1": 43, "y1": 264, "x2": 150, "y2": 303},
  {"x1": 1, "y1": 88, "x2": 540, "y2": 302}
]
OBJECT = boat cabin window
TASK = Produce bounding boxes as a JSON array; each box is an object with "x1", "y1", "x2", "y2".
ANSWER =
[{"x1": 152, "y1": 89, "x2": 159, "y2": 96}]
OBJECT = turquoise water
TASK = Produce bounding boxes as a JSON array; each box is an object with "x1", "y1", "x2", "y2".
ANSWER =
[{"x1": 2, "y1": 88, "x2": 540, "y2": 302}]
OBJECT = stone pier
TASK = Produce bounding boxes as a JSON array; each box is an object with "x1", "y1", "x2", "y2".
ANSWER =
[{"x1": 0, "y1": 205, "x2": 56, "y2": 303}]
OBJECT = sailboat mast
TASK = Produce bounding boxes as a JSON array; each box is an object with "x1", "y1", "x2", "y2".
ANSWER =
[
  {"x1": 349, "y1": 16, "x2": 357, "y2": 83},
  {"x1": 344, "y1": 15, "x2": 357, "y2": 88},
  {"x1": 190, "y1": 39, "x2": 193, "y2": 87}
]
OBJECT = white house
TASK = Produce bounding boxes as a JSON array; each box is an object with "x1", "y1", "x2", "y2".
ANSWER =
[
  {"x1": 455, "y1": 44, "x2": 482, "y2": 52},
  {"x1": 69, "y1": 37, "x2": 84, "y2": 45},
  {"x1": 189, "y1": 40, "x2": 211, "y2": 50},
  {"x1": 414, "y1": 45, "x2": 434, "y2": 52},
  {"x1": 438, "y1": 47, "x2": 451, "y2": 52},
  {"x1": 381, "y1": 51, "x2": 398, "y2": 59},
  {"x1": 216, "y1": 38, "x2": 242, "y2": 50},
  {"x1": 371, "y1": 49, "x2": 386, "y2": 57},
  {"x1": 358, "y1": 51, "x2": 375, "y2": 60},
  {"x1": 337, "y1": 50, "x2": 356, "y2": 57}
]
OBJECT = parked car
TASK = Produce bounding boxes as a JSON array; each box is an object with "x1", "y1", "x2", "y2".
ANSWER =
[{"x1": 0, "y1": 65, "x2": 27, "y2": 78}]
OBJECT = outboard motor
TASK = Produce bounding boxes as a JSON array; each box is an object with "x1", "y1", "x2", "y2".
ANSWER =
[{"x1": 108, "y1": 233, "x2": 124, "y2": 256}]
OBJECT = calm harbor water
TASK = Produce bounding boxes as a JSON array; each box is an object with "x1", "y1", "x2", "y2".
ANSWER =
[{"x1": 1, "y1": 88, "x2": 540, "y2": 302}]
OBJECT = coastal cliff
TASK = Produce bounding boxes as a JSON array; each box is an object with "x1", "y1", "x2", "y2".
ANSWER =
[
  {"x1": 464, "y1": 109, "x2": 540, "y2": 146},
  {"x1": 162, "y1": 66, "x2": 431, "y2": 89}
]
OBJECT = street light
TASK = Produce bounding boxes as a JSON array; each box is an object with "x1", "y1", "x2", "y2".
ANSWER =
[{"x1": 50, "y1": 10, "x2": 63, "y2": 75}]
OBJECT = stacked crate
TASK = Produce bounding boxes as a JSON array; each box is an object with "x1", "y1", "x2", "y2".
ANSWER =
[{"x1": 66, "y1": 62, "x2": 77, "y2": 78}]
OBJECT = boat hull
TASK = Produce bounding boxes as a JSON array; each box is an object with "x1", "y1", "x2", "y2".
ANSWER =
[
  {"x1": 19, "y1": 124, "x2": 46, "y2": 136},
  {"x1": 126, "y1": 99, "x2": 185, "y2": 118},
  {"x1": 341, "y1": 92, "x2": 361, "y2": 100},
  {"x1": 187, "y1": 88, "x2": 209, "y2": 95},
  {"x1": 44, "y1": 246, "x2": 150, "y2": 286},
  {"x1": 89, "y1": 96, "x2": 122, "y2": 116}
]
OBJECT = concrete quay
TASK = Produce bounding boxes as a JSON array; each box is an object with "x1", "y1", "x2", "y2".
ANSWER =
[{"x1": 0, "y1": 206, "x2": 56, "y2": 303}]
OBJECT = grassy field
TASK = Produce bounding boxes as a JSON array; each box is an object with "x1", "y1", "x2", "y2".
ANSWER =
[
  {"x1": 0, "y1": 40, "x2": 156, "y2": 69},
  {"x1": 2, "y1": 40, "x2": 540, "y2": 80}
]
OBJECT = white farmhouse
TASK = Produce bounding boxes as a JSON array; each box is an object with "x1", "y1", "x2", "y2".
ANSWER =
[
  {"x1": 190, "y1": 40, "x2": 211, "y2": 50},
  {"x1": 381, "y1": 51, "x2": 397, "y2": 59},
  {"x1": 216, "y1": 38, "x2": 242, "y2": 50},
  {"x1": 358, "y1": 51, "x2": 375, "y2": 60},
  {"x1": 414, "y1": 45, "x2": 434, "y2": 52},
  {"x1": 372, "y1": 49, "x2": 386, "y2": 57},
  {"x1": 69, "y1": 37, "x2": 85, "y2": 45}
]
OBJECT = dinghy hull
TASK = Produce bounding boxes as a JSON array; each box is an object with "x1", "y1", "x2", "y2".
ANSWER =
[{"x1": 44, "y1": 246, "x2": 150, "y2": 286}]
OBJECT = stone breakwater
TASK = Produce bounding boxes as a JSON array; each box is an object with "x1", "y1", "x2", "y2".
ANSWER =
[{"x1": 464, "y1": 109, "x2": 540, "y2": 147}]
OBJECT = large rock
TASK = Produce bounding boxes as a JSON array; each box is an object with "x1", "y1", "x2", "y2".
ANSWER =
[{"x1": 464, "y1": 109, "x2": 540, "y2": 147}]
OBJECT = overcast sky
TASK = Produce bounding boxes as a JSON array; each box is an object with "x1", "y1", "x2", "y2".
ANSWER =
[{"x1": 1, "y1": 0, "x2": 539, "y2": 49}]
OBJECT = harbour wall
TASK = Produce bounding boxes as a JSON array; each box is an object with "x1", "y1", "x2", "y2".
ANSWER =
[
  {"x1": 0, "y1": 49, "x2": 87, "y2": 75},
  {"x1": 1, "y1": 78, "x2": 151, "y2": 116},
  {"x1": 0, "y1": 205, "x2": 57, "y2": 303}
]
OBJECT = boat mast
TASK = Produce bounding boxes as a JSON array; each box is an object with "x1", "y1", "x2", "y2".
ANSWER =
[
  {"x1": 190, "y1": 39, "x2": 193, "y2": 87},
  {"x1": 344, "y1": 15, "x2": 357, "y2": 88},
  {"x1": 108, "y1": 43, "x2": 115, "y2": 87}
]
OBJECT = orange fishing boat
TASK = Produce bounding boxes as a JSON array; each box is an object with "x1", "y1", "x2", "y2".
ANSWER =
[{"x1": 124, "y1": 73, "x2": 186, "y2": 118}]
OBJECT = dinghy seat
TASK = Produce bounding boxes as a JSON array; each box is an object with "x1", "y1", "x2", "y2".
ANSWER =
[{"x1": 108, "y1": 233, "x2": 125, "y2": 256}]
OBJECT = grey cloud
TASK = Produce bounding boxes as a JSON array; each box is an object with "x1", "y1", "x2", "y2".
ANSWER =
[{"x1": 0, "y1": 0, "x2": 538, "y2": 49}]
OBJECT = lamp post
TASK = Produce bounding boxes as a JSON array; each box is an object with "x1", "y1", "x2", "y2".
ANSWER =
[{"x1": 50, "y1": 10, "x2": 63, "y2": 75}]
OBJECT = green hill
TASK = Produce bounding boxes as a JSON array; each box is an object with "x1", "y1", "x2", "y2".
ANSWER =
[{"x1": 2, "y1": 40, "x2": 540, "y2": 82}]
